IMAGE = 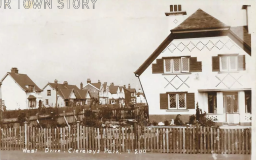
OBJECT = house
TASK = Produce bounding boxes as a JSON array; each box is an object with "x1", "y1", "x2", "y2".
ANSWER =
[
  {"x1": 42, "y1": 80, "x2": 90, "y2": 107},
  {"x1": 134, "y1": 5, "x2": 252, "y2": 125},
  {"x1": 136, "y1": 89, "x2": 147, "y2": 104},
  {"x1": 126, "y1": 84, "x2": 137, "y2": 104},
  {"x1": 99, "y1": 82, "x2": 109, "y2": 104},
  {"x1": 82, "y1": 79, "x2": 100, "y2": 99},
  {"x1": 1, "y1": 68, "x2": 43, "y2": 110},
  {"x1": 108, "y1": 83, "x2": 125, "y2": 106}
]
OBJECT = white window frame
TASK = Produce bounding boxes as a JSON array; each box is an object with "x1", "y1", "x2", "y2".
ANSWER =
[
  {"x1": 168, "y1": 93, "x2": 187, "y2": 109},
  {"x1": 164, "y1": 57, "x2": 190, "y2": 74},
  {"x1": 219, "y1": 55, "x2": 238, "y2": 72}
]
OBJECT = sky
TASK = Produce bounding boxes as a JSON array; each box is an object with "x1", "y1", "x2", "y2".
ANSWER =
[{"x1": 0, "y1": 0, "x2": 253, "y2": 90}]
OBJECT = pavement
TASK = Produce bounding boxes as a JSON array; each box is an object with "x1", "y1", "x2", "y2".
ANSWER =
[{"x1": 0, "y1": 151, "x2": 251, "y2": 160}]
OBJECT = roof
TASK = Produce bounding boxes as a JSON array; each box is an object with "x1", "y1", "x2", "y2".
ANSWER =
[
  {"x1": 58, "y1": 89, "x2": 73, "y2": 99},
  {"x1": 3, "y1": 72, "x2": 42, "y2": 92},
  {"x1": 127, "y1": 88, "x2": 136, "y2": 92},
  {"x1": 230, "y1": 26, "x2": 251, "y2": 48},
  {"x1": 109, "y1": 85, "x2": 119, "y2": 94},
  {"x1": 48, "y1": 82, "x2": 87, "y2": 100},
  {"x1": 136, "y1": 92, "x2": 145, "y2": 97},
  {"x1": 90, "y1": 82, "x2": 101, "y2": 90},
  {"x1": 134, "y1": 9, "x2": 251, "y2": 76},
  {"x1": 172, "y1": 9, "x2": 229, "y2": 31},
  {"x1": 27, "y1": 95, "x2": 36, "y2": 99},
  {"x1": 103, "y1": 82, "x2": 107, "y2": 91}
]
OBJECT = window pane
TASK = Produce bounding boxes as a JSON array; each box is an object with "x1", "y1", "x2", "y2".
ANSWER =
[
  {"x1": 208, "y1": 92, "x2": 217, "y2": 113},
  {"x1": 165, "y1": 59, "x2": 171, "y2": 72},
  {"x1": 181, "y1": 57, "x2": 189, "y2": 72},
  {"x1": 178, "y1": 93, "x2": 185, "y2": 108},
  {"x1": 169, "y1": 94, "x2": 176, "y2": 108},
  {"x1": 173, "y1": 59, "x2": 180, "y2": 72},
  {"x1": 245, "y1": 91, "x2": 251, "y2": 113},
  {"x1": 221, "y1": 56, "x2": 228, "y2": 70},
  {"x1": 229, "y1": 56, "x2": 237, "y2": 70}
]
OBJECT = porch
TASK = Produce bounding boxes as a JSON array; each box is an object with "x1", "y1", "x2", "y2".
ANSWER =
[{"x1": 198, "y1": 90, "x2": 252, "y2": 125}]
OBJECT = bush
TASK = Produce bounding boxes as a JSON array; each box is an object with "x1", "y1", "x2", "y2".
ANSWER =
[
  {"x1": 164, "y1": 120, "x2": 170, "y2": 126},
  {"x1": 174, "y1": 114, "x2": 184, "y2": 125},
  {"x1": 17, "y1": 112, "x2": 27, "y2": 126},
  {"x1": 152, "y1": 121, "x2": 158, "y2": 126},
  {"x1": 189, "y1": 115, "x2": 196, "y2": 125}
]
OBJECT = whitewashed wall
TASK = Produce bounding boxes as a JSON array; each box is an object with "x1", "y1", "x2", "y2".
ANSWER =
[
  {"x1": 140, "y1": 36, "x2": 253, "y2": 116},
  {"x1": 2, "y1": 75, "x2": 29, "y2": 110}
]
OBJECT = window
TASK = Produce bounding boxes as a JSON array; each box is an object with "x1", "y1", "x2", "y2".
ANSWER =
[
  {"x1": 168, "y1": 93, "x2": 186, "y2": 109},
  {"x1": 208, "y1": 92, "x2": 217, "y2": 114},
  {"x1": 220, "y1": 55, "x2": 238, "y2": 72},
  {"x1": 47, "y1": 90, "x2": 51, "y2": 96},
  {"x1": 245, "y1": 91, "x2": 251, "y2": 113},
  {"x1": 164, "y1": 57, "x2": 189, "y2": 73},
  {"x1": 45, "y1": 99, "x2": 49, "y2": 105}
]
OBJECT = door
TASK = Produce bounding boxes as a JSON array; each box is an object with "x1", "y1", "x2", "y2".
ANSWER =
[{"x1": 223, "y1": 92, "x2": 239, "y2": 124}]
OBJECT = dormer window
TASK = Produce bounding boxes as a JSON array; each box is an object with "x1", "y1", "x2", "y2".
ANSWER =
[
  {"x1": 27, "y1": 85, "x2": 34, "y2": 92},
  {"x1": 164, "y1": 57, "x2": 189, "y2": 73}
]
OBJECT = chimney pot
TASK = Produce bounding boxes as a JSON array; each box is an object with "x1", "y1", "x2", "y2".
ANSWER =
[
  {"x1": 98, "y1": 80, "x2": 101, "y2": 83},
  {"x1": 124, "y1": 85, "x2": 126, "y2": 88},
  {"x1": 128, "y1": 84, "x2": 131, "y2": 89},
  {"x1": 80, "y1": 82, "x2": 83, "y2": 89},
  {"x1": 87, "y1": 79, "x2": 91, "y2": 84}
]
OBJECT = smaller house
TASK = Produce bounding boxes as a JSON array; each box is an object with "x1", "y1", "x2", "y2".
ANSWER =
[
  {"x1": 99, "y1": 82, "x2": 109, "y2": 104},
  {"x1": 108, "y1": 83, "x2": 125, "y2": 106},
  {"x1": 82, "y1": 79, "x2": 101, "y2": 99},
  {"x1": 1, "y1": 68, "x2": 43, "y2": 110},
  {"x1": 42, "y1": 80, "x2": 90, "y2": 107},
  {"x1": 126, "y1": 84, "x2": 137, "y2": 104},
  {"x1": 136, "y1": 89, "x2": 147, "y2": 104}
]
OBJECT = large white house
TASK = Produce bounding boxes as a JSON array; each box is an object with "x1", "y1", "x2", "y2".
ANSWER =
[
  {"x1": 1, "y1": 68, "x2": 43, "y2": 110},
  {"x1": 134, "y1": 5, "x2": 252, "y2": 125}
]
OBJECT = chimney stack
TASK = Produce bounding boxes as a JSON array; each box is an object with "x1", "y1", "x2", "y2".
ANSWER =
[
  {"x1": 80, "y1": 82, "x2": 83, "y2": 89},
  {"x1": 111, "y1": 82, "x2": 114, "y2": 86},
  {"x1": 87, "y1": 79, "x2": 91, "y2": 84},
  {"x1": 165, "y1": 4, "x2": 187, "y2": 33},
  {"x1": 11, "y1": 68, "x2": 19, "y2": 74},
  {"x1": 242, "y1": 5, "x2": 252, "y2": 34},
  {"x1": 124, "y1": 85, "x2": 126, "y2": 88},
  {"x1": 63, "y1": 81, "x2": 68, "y2": 87},
  {"x1": 98, "y1": 80, "x2": 101, "y2": 83}
]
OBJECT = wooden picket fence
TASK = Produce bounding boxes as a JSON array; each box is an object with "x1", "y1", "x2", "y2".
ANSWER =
[{"x1": 0, "y1": 124, "x2": 251, "y2": 154}]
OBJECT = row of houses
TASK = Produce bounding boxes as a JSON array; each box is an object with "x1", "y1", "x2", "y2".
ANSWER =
[
  {"x1": 0, "y1": 68, "x2": 146, "y2": 110},
  {"x1": 134, "y1": 5, "x2": 253, "y2": 125}
]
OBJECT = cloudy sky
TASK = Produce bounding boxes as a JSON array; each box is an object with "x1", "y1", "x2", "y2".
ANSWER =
[{"x1": 0, "y1": 0, "x2": 253, "y2": 89}]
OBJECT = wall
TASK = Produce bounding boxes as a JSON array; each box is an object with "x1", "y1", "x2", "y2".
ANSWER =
[
  {"x1": 41, "y1": 84, "x2": 65, "y2": 107},
  {"x1": 139, "y1": 36, "x2": 252, "y2": 120},
  {"x1": 2, "y1": 75, "x2": 27, "y2": 110}
]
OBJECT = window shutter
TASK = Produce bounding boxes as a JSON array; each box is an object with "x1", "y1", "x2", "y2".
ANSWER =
[
  {"x1": 190, "y1": 57, "x2": 202, "y2": 72},
  {"x1": 238, "y1": 55, "x2": 246, "y2": 70},
  {"x1": 186, "y1": 93, "x2": 195, "y2": 109},
  {"x1": 212, "y1": 56, "x2": 220, "y2": 72},
  {"x1": 152, "y1": 59, "x2": 164, "y2": 73},
  {"x1": 160, "y1": 93, "x2": 168, "y2": 109}
]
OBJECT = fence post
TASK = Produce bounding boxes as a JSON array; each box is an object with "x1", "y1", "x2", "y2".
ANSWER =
[
  {"x1": 24, "y1": 121, "x2": 28, "y2": 150},
  {"x1": 77, "y1": 121, "x2": 80, "y2": 149}
]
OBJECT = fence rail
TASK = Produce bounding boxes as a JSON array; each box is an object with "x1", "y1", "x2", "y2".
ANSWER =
[{"x1": 0, "y1": 123, "x2": 251, "y2": 154}]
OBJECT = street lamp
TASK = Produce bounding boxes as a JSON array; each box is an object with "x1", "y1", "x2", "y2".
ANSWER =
[{"x1": 54, "y1": 79, "x2": 58, "y2": 108}]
